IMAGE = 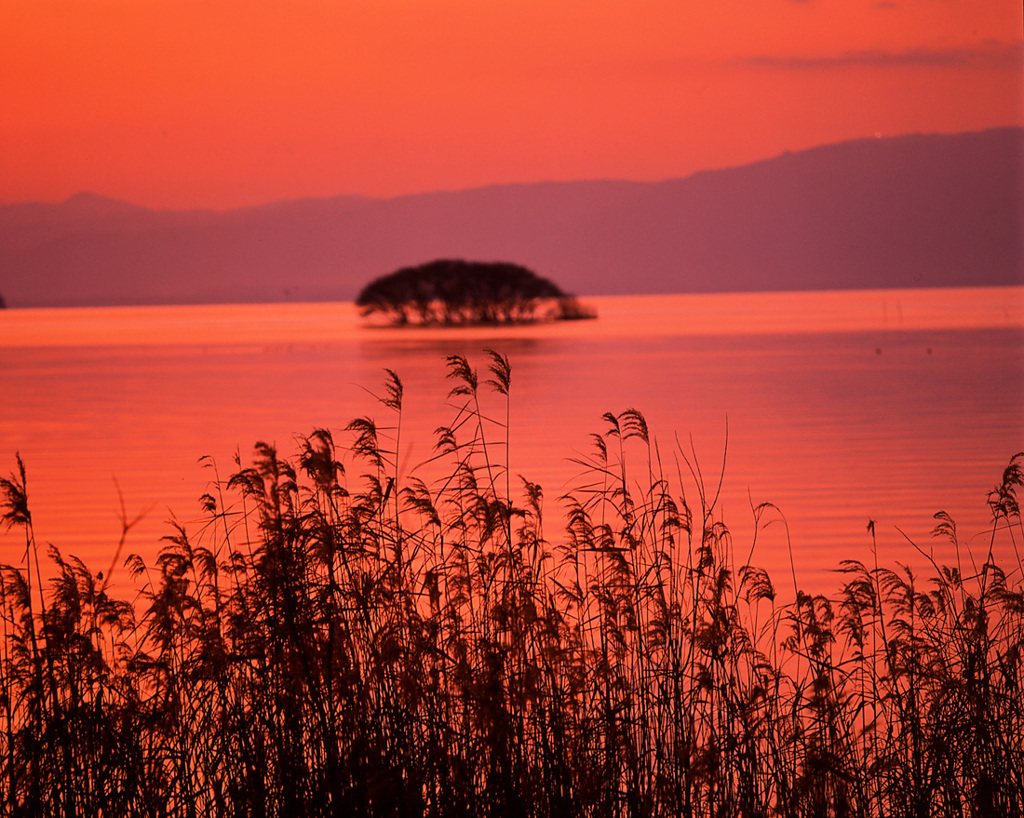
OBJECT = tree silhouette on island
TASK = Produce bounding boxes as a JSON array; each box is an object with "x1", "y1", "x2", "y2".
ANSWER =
[{"x1": 355, "y1": 259, "x2": 594, "y2": 326}]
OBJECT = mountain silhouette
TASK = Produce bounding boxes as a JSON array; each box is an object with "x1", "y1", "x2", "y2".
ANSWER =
[{"x1": 1, "y1": 128, "x2": 1020, "y2": 307}]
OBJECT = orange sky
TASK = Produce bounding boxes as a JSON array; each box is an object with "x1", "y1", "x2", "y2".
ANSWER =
[{"x1": 2, "y1": 0, "x2": 1021, "y2": 210}]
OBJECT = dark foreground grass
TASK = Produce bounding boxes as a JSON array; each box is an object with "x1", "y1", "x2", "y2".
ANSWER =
[{"x1": 1, "y1": 352, "x2": 1022, "y2": 817}]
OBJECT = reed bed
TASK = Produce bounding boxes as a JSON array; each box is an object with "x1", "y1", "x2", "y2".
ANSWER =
[{"x1": 1, "y1": 351, "x2": 1021, "y2": 817}]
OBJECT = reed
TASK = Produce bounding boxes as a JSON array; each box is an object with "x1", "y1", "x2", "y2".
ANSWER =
[{"x1": 1, "y1": 354, "x2": 1021, "y2": 817}]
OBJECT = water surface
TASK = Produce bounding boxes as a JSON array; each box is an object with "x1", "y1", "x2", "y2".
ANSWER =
[{"x1": 2, "y1": 287, "x2": 1022, "y2": 596}]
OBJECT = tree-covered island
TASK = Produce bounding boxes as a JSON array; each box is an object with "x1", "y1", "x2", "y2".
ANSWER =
[{"x1": 355, "y1": 259, "x2": 594, "y2": 326}]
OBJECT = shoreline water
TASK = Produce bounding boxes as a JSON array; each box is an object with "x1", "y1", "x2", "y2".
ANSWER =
[{"x1": 1, "y1": 285, "x2": 1021, "y2": 348}]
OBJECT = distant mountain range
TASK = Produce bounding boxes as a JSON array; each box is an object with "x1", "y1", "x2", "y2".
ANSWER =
[{"x1": 1, "y1": 128, "x2": 1021, "y2": 307}]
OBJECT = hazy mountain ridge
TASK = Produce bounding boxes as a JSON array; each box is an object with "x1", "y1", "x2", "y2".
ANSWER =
[{"x1": 1, "y1": 128, "x2": 1021, "y2": 307}]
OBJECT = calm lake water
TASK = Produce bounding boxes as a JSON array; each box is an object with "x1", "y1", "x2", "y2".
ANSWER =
[{"x1": 2, "y1": 287, "x2": 1022, "y2": 597}]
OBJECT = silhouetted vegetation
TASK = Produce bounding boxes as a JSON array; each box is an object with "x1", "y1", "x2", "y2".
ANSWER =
[
  {"x1": 356, "y1": 259, "x2": 595, "y2": 325},
  {"x1": 1, "y1": 354, "x2": 1021, "y2": 817}
]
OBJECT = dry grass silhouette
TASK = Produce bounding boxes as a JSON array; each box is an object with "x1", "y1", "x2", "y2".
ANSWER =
[{"x1": 1, "y1": 353, "x2": 1021, "y2": 817}]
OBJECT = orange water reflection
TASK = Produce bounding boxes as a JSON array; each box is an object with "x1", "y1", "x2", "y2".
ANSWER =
[
  {"x1": 2, "y1": 287, "x2": 1021, "y2": 348},
  {"x1": 1, "y1": 288, "x2": 1022, "y2": 600}
]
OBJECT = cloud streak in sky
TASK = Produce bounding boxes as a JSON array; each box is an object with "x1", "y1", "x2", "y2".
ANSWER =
[{"x1": 743, "y1": 42, "x2": 1024, "y2": 71}]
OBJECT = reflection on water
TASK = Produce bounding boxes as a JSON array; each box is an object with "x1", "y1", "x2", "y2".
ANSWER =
[
  {"x1": 1, "y1": 287, "x2": 1022, "y2": 595},
  {"x1": 2, "y1": 286, "x2": 1021, "y2": 348}
]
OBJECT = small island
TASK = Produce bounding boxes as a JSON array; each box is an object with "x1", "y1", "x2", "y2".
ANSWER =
[{"x1": 355, "y1": 259, "x2": 594, "y2": 326}]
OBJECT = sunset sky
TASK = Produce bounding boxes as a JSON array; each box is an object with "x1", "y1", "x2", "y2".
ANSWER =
[{"x1": 2, "y1": 0, "x2": 1021, "y2": 210}]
